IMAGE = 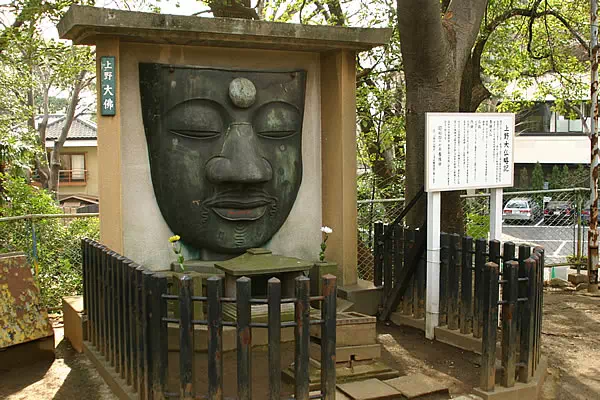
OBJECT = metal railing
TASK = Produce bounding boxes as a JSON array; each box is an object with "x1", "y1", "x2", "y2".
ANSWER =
[
  {"x1": 82, "y1": 239, "x2": 338, "y2": 400},
  {"x1": 0, "y1": 213, "x2": 99, "y2": 308},
  {"x1": 462, "y1": 187, "x2": 589, "y2": 267},
  {"x1": 32, "y1": 169, "x2": 88, "y2": 184},
  {"x1": 374, "y1": 228, "x2": 545, "y2": 393}
]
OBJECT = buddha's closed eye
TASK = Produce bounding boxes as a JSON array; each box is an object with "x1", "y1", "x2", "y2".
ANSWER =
[
  {"x1": 167, "y1": 99, "x2": 226, "y2": 139},
  {"x1": 254, "y1": 101, "x2": 300, "y2": 139}
]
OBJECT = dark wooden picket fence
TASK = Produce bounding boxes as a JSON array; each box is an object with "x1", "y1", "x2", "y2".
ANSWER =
[
  {"x1": 81, "y1": 239, "x2": 337, "y2": 400},
  {"x1": 373, "y1": 228, "x2": 545, "y2": 393}
]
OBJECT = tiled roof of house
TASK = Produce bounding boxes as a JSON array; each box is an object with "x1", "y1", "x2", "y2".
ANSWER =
[{"x1": 45, "y1": 115, "x2": 97, "y2": 140}]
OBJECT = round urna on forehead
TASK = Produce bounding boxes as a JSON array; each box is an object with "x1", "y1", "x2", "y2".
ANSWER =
[{"x1": 228, "y1": 77, "x2": 257, "y2": 109}]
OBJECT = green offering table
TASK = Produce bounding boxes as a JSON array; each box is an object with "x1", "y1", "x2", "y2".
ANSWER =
[
  {"x1": 215, "y1": 248, "x2": 313, "y2": 322},
  {"x1": 215, "y1": 248, "x2": 313, "y2": 297}
]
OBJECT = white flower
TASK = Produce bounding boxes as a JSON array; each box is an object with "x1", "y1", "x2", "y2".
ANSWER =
[{"x1": 320, "y1": 226, "x2": 333, "y2": 234}]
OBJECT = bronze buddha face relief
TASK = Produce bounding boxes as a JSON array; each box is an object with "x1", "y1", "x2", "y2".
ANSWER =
[{"x1": 139, "y1": 64, "x2": 307, "y2": 257}]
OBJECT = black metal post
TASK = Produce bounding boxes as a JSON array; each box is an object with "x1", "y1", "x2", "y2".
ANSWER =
[
  {"x1": 460, "y1": 236, "x2": 473, "y2": 334},
  {"x1": 501, "y1": 260, "x2": 519, "y2": 388},
  {"x1": 151, "y1": 273, "x2": 169, "y2": 400},
  {"x1": 439, "y1": 232, "x2": 449, "y2": 325},
  {"x1": 402, "y1": 229, "x2": 415, "y2": 316},
  {"x1": 295, "y1": 276, "x2": 310, "y2": 400},
  {"x1": 473, "y1": 239, "x2": 487, "y2": 338},
  {"x1": 481, "y1": 261, "x2": 500, "y2": 392},
  {"x1": 374, "y1": 222, "x2": 384, "y2": 287},
  {"x1": 237, "y1": 277, "x2": 252, "y2": 400},
  {"x1": 142, "y1": 269, "x2": 154, "y2": 399},
  {"x1": 448, "y1": 233, "x2": 460, "y2": 330},
  {"x1": 321, "y1": 274, "x2": 337, "y2": 400},
  {"x1": 267, "y1": 278, "x2": 281, "y2": 400},
  {"x1": 207, "y1": 276, "x2": 223, "y2": 400},
  {"x1": 519, "y1": 258, "x2": 536, "y2": 383},
  {"x1": 179, "y1": 274, "x2": 194, "y2": 400},
  {"x1": 384, "y1": 224, "x2": 393, "y2": 298}
]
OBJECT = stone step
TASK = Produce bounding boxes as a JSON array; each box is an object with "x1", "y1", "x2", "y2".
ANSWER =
[
  {"x1": 337, "y1": 297, "x2": 355, "y2": 312},
  {"x1": 383, "y1": 373, "x2": 451, "y2": 399}
]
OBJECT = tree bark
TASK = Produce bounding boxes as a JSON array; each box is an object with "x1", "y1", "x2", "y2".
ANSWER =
[
  {"x1": 397, "y1": 0, "x2": 487, "y2": 232},
  {"x1": 47, "y1": 70, "x2": 87, "y2": 196}
]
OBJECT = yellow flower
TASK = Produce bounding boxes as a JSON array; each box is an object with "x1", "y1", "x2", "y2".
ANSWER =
[{"x1": 169, "y1": 235, "x2": 181, "y2": 243}]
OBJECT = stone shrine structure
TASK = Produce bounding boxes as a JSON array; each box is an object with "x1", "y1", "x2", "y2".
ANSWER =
[{"x1": 57, "y1": 5, "x2": 391, "y2": 288}]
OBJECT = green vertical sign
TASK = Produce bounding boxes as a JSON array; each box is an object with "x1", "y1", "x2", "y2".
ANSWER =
[{"x1": 100, "y1": 56, "x2": 116, "y2": 116}]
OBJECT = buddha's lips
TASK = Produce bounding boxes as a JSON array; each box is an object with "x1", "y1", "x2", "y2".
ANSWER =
[{"x1": 206, "y1": 197, "x2": 272, "y2": 221}]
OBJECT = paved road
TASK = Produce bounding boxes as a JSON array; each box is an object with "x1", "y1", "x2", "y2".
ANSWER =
[{"x1": 501, "y1": 218, "x2": 585, "y2": 263}]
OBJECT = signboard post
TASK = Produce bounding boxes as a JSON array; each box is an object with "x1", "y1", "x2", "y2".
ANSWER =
[{"x1": 424, "y1": 113, "x2": 514, "y2": 339}]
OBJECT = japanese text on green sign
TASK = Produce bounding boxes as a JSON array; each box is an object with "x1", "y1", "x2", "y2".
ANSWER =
[{"x1": 101, "y1": 56, "x2": 116, "y2": 116}]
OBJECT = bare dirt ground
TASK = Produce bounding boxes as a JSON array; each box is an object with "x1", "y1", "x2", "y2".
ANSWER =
[
  {"x1": 1, "y1": 291, "x2": 598, "y2": 399},
  {"x1": 0, "y1": 322, "x2": 117, "y2": 400}
]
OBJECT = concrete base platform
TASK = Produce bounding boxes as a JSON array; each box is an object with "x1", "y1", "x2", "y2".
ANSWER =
[
  {"x1": 338, "y1": 279, "x2": 382, "y2": 316},
  {"x1": 82, "y1": 341, "x2": 136, "y2": 400},
  {"x1": 389, "y1": 312, "x2": 425, "y2": 331},
  {"x1": 473, "y1": 357, "x2": 548, "y2": 400}
]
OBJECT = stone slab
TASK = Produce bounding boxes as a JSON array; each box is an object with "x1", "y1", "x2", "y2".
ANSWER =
[
  {"x1": 58, "y1": 6, "x2": 392, "y2": 51},
  {"x1": 338, "y1": 279, "x2": 382, "y2": 316},
  {"x1": 473, "y1": 357, "x2": 548, "y2": 400},
  {"x1": 568, "y1": 273, "x2": 587, "y2": 285},
  {"x1": 283, "y1": 359, "x2": 400, "y2": 390},
  {"x1": 337, "y1": 378, "x2": 402, "y2": 400},
  {"x1": 310, "y1": 341, "x2": 381, "y2": 362},
  {"x1": 63, "y1": 295, "x2": 85, "y2": 353},
  {"x1": 383, "y1": 373, "x2": 450, "y2": 399}
]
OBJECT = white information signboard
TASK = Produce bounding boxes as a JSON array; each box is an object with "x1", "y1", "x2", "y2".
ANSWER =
[
  {"x1": 425, "y1": 113, "x2": 515, "y2": 192},
  {"x1": 423, "y1": 112, "x2": 515, "y2": 341}
]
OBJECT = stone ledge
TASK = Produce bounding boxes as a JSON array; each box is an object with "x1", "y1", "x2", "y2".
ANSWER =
[
  {"x1": 472, "y1": 357, "x2": 548, "y2": 400},
  {"x1": 58, "y1": 5, "x2": 391, "y2": 52},
  {"x1": 83, "y1": 341, "x2": 136, "y2": 400}
]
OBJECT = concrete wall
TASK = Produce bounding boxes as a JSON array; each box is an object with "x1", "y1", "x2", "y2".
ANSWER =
[
  {"x1": 116, "y1": 43, "x2": 322, "y2": 271},
  {"x1": 514, "y1": 135, "x2": 590, "y2": 164},
  {"x1": 55, "y1": 146, "x2": 99, "y2": 198}
]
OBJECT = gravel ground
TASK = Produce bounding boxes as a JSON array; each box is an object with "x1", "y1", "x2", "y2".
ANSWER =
[{"x1": 1, "y1": 290, "x2": 598, "y2": 399}]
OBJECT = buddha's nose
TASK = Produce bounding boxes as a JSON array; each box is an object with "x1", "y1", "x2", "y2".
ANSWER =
[{"x1": 206, "y1": 123, "x2": 273, "y2": 184}]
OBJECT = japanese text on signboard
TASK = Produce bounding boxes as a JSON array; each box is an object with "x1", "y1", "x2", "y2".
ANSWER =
[
  {"x1": 100, "y1": 56, "x2": 116, "y2": 116},
  {"x1": 425, "y1": 113, "x2": 514, "y2": 192}
]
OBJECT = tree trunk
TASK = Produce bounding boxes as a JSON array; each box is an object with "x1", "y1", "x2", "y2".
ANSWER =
[{"x1": 398, "y1": 0, "x2": 488, "y2": 233}]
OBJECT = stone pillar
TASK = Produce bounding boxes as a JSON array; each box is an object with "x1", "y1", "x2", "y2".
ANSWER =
[
  {"x1": 321, "y1": 50, "x2": 358, "y2": 287},
  {"x1": 96, "y1": 38, "x2": 123, "y2": 253}
]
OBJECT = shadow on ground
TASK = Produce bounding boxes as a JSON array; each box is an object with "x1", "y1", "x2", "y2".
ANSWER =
[{"x1": 0, "y1": 327, "x2": 116, "y2": 400}]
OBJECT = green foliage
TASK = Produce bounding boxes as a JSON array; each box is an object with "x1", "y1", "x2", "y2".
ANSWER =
[
  {"x1": 0, "y1": 175, "x2": 99, "y2": 308},
  {"x1": 549, "y1": 165, "x2": 561, "y2": 189},
  {"x1": 531, "y1": 162, "x2": 545, "y2": 190},
  {"x1": 466, "y1": 212, "x2": 490, "y2": 239},
  {"x1": 570, "y1": 164, "x2": 589, "y2": 188},
  {"x1": 519, "y1": 167, "x2": 529, "y2": 189}
]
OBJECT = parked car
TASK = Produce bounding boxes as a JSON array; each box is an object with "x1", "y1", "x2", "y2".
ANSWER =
[
  {"x1": 543, "y1": 201, "x2": 574, "y2": 225},
  {"x1": 581, "y1": 200, "x2": 600, "y2": 225},
  {"x1": 503, "y1": 198, "x2": 541, "y2": 224}
]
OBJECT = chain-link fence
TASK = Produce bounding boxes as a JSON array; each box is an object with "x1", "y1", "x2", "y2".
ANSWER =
[
  {"x1": 357, "y1": 198, "x2": 404, "y2": 281},
  {"x1": 0, "y1": 213, "x2": 100, "y2": 309},
  {"x1": 462, "y1": 188, "x2": 590, "y2": 267}
]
